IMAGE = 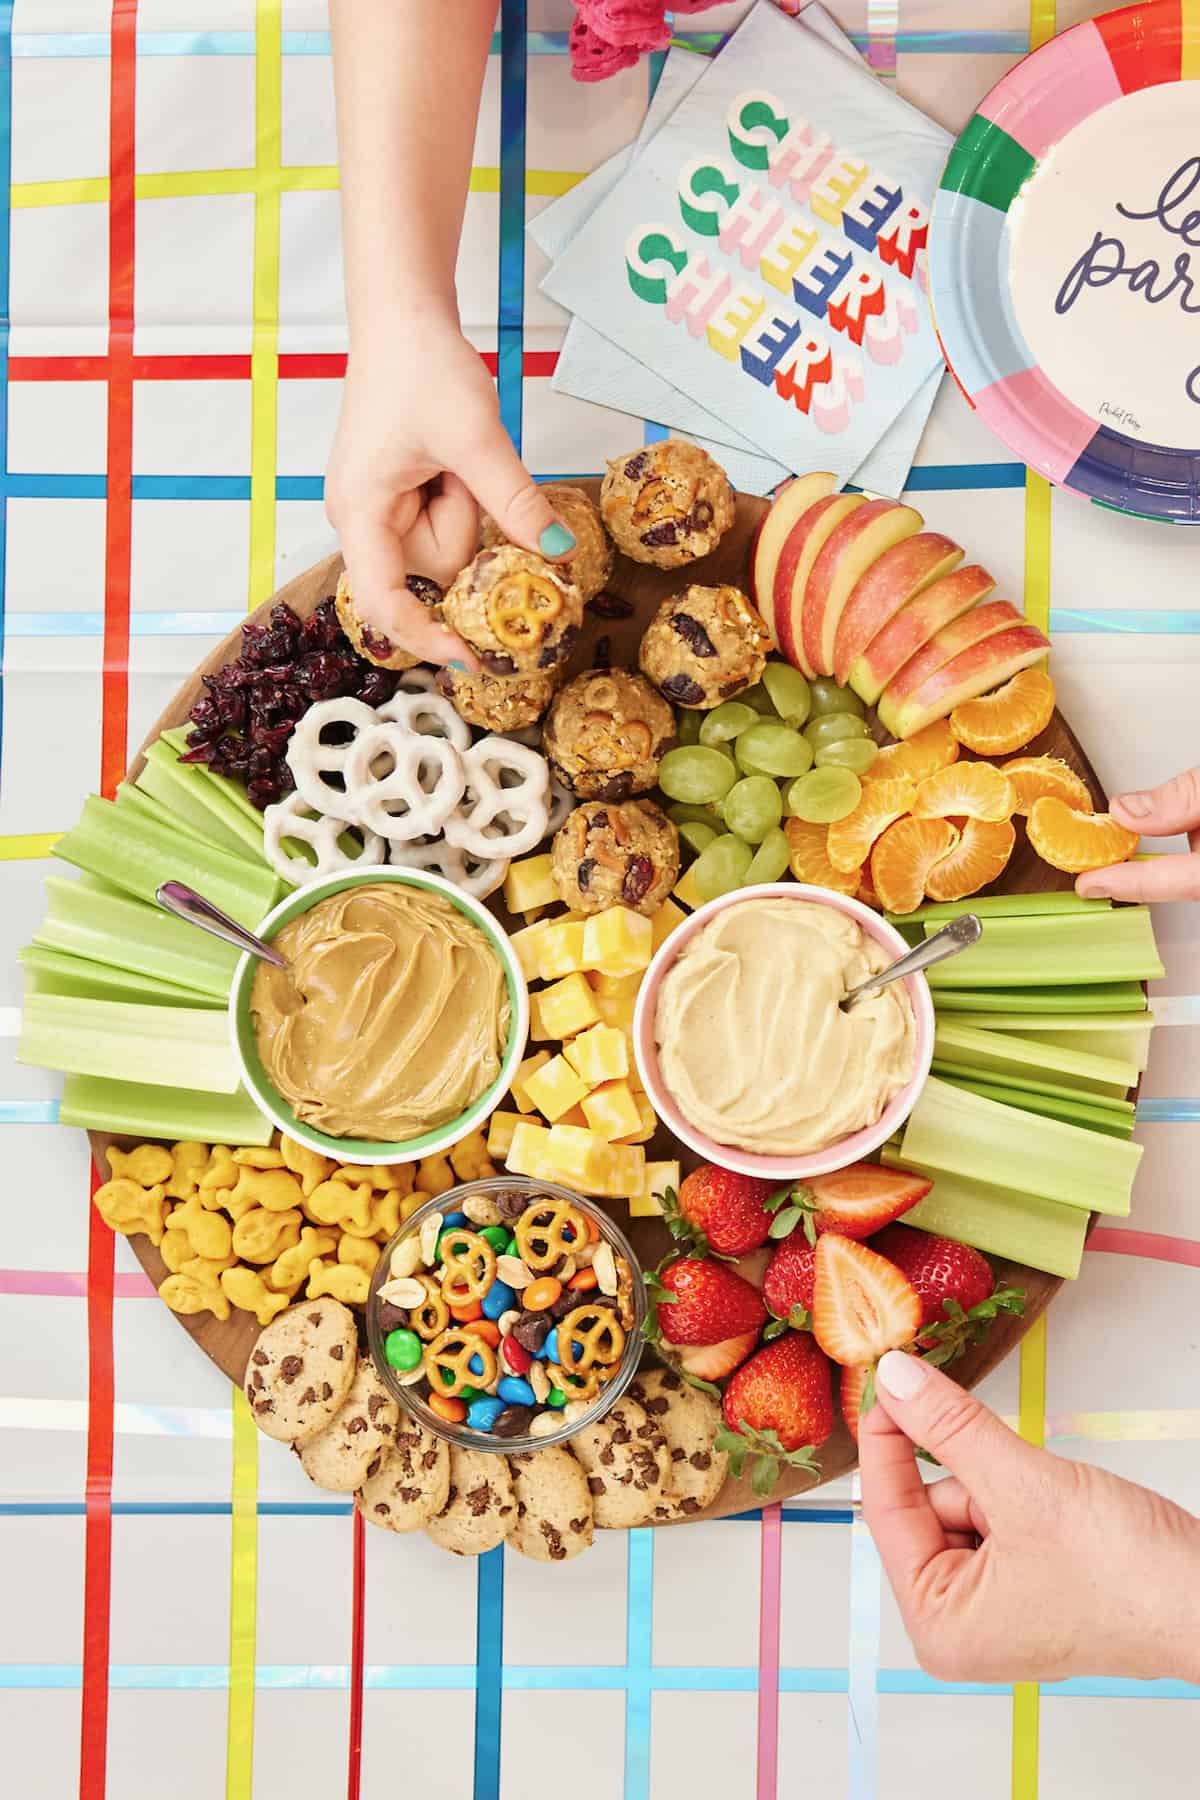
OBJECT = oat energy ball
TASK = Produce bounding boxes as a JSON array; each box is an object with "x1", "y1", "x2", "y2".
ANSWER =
[
  {"x1": 551, "y1": 797, "x2": 680, "y2": 914},
  {"x1": 600, "y1": 440, "x2": 735, "y2": 569},
  {"x1": 543, "y1": 669, "x2": 676, "y2": 801},
  {"x1": 334, "y1": 567, "x2": 444, "y2": 671},
  {"x1": 639, "y1": 584, "x2": 770, "y2": 709},
  {"x1": 482, "y1": 483, "x2": 613, "y2": 605},
  {"x1": 435, "y1": 663, "x2": 560, "y2": 732},
  {"x1": 443, "y1": 544, "x2": 584, "y2": 677}
]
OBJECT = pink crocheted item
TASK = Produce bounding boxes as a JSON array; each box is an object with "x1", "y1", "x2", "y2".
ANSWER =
[
  {"x1": 569, "y1": 15, "x2": 644, "y2": 81},
  {"x1": 572, "y1": 0, "x2": 671, "y2": 51}
]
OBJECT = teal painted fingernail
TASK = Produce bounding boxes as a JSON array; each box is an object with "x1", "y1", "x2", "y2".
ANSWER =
[
  {"x1": 448, "y1": 659, "x2": 469, "y2": 672},
  {"x1": 539, "y1": 522, "x2": 576, "y2": 557}
]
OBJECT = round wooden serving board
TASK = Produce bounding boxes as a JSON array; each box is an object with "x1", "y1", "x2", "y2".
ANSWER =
[{"x1": 92, "y1": 483, "x2": 1110, "y2": 1522}]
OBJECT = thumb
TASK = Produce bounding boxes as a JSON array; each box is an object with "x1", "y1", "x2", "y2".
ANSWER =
[
  {"x1": 1110, "y1": 766, "x2": 1200, "y2": 838},
  {"x1": 458, "y1": 423, "x2": 577, "y2": 563},
  {"x1": 874, "y1": 1351, "x2": 1041, "y2": 1513}
]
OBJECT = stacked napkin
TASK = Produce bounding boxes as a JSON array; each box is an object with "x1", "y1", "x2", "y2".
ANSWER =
[{"x1": 569, "y1": 0, "x2": 726, "y2": 84}]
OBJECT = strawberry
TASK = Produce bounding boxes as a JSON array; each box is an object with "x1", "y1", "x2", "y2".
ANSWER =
[
  {"x1": 811, "y1": 1234, "x2": 922, "y2": 1367},
  {"x1": 663, "y1": 1164, "x2": 776, "y2": 1258},
  {"x1": 717, "y1": 1332, "x2": 833, "y2": 1496},
  {"x1": 762, "y1": 1236, "x2": 817, "y2": 1330},
  {"x1": 670, "y1": 1329, "x2": 761, "y2": 1389},
  {"x1": 765, "y1": 1162, "x2": 932, "y2": 1246},
  {"x1": 838, "y1": 1363, "x2": 873, "y2": 1444},
  {"x1": 645, "y1": 1256, "x2": 767, "y2": 1348},
  {"x1": 869, "y1": 1226, "x2": 1024, "y2": 1363}
]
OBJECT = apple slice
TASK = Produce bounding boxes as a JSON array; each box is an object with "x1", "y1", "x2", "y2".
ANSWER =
[
  {"x1": 847, "y1": 564, "x2": 995, "y2": 705},
  {"x1": 833, "y1": 533, "x2": 963, "y2": 686},
  {"x1": 876, "y1": 598, "x2": 1026, "y2": 736},
  {"x1": 882, "y1": 624, "x2": 1052, "y2": 739},
  {"x1": 800, "y1": 498, "x2": 924, "y2": 676},
  {"x1": 774, "y1": 494, "x2": 867, "y2": 677},
  {"x1": 750, "y1": 472, "x2": 836, "y2": 649}
]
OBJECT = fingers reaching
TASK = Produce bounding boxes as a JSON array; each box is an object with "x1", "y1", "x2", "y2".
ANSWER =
[
  {"x1": 858, "y1": 1386, "x2": 950, "y2": 1593},
  {"x1": 925, "y1": 1475, "x2": 990, "y2": 1542},
  {"x1": 405, "y1": 472, "x2": 484, "y2": 588},
  {"x1": 456, "y1": 420, "x2": 577, "y2": 562},
  {"x1": 1110, "y1": 767, "x2": 1200, "y2": 839},
  {"x1": 338, "y1": 509, "x2": 480, "y2": 671},
  {"x1": 871, "y1": 1352, "x2": 1039, "y2": 1515},
  {"x1": 1077, "y1": 851, "x2": 1200, "y2": 903}
]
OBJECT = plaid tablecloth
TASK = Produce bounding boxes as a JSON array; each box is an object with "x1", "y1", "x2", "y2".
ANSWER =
[{"x1": 1, "y1": 3, "x2": 1198, "y2": 1796}]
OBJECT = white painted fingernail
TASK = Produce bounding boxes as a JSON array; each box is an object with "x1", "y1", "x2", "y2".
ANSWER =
[{"x1": 877, "y1": 1351, "x2": 926, "y2": 1399}]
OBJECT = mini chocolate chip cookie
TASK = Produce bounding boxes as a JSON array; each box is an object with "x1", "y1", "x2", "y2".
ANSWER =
[
  {"x1": 243, "y1": 1298, "x2": 357, "y2": 1444},
  {"x1": 508, "y1": 1445, "x2": 595, "y2": 1563},
  {"x1": 355, "y1": 1421, "x2": 451, "y2": 1532},
  {"x1": 569, "y1": 1396, "x2": 674, "y2": 1529},
  {"x1": 297, "y1": 1354, "x2": 400, "y2": 1494},
  {"x1": 631, "y1": 1367, "x2": 728, "y2": 1522},
  {"x1": 425, "y1": 1444, "x2": 517, "y2": 1556}
]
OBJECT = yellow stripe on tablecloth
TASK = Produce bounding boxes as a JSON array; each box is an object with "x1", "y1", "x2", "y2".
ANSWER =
[
  {"x1": 11, "y1": 177, "x2": 109, "y2": 208},
  {"x1": 1028, "y1": 0, "x2": 1057, "y2": 51},
  {"x1": 226, "y1": 1385, "x2": 259, "y2": 1800},
  {"x1": 1012, "y1": 1312, "x2": 1047, "y2": 1800},
  {"x1": 0, "y1": 832, "x2": 62, "y2": 859},
  {"x1": 1181, "y1": 0, "x2": 1200, "y2": 78},
  {"x1": 249, "y1": 0, "x2": 282, "y2": 614},
  {"x1": 12, "y1": 167, "x2": 584, "y2": 208},
  {"x1": 1023, "y1": 471, "x2": 1051, "y2": 641}
]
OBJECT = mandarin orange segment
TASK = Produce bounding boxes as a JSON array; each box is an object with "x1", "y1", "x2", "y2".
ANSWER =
[
  {"x1": 784, "y1": 815, "x2": 862, "y2": 896},
  {"x1": 1026, "y1": 797, "x2": 1138, "y2": 874},
  {"x1": 948, "y1": 667, "x2": 1056, "y2": 755},
  {"x1": 825, "y1": 778, "x2": 917, "y2": 873},
  {"x1": 923, "y1": 817, "x2": 1016, "y2": 902},
  {"x1": 1001, "y1": 755, "x2": 1094, "y2": 818},
  {"x1": 911, "y1": 761, "x2": 1015, "y2": 824},
  {"x1": 867, "y1": 720, "x2": 960, "y2": 784},
  {"x1": 871, "y1": 817, "x2": 960, "y2": 916}
]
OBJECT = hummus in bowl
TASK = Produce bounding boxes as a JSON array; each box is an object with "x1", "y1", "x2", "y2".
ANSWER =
[
  {"x1": 633, "y1": 884, "x2": 934, "y2": 1180},
  {"x1": 230, "y1": 868, "x2": 528, "y2": 1165}
]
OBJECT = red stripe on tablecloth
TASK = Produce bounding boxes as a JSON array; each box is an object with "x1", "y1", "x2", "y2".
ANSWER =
[
  {"x1": 100, "y1": 0, "x2": 136, "y2": 801},
  {"x1": 347, "y1": 1508, "x2": 366, "y2": 1800},
  {"x1": 756, "y1": 1502, "x2": 782, "y2": 1800},
  {"x1": 9, "y1": 355, "x2": 253, "y2": 381},
  {"x1": 1088, "y1": 1227, "x2": 1200, "y2": 1269},
  {"x1": 79, "y1": 1173, "x2": 115, "y2": 1800}
]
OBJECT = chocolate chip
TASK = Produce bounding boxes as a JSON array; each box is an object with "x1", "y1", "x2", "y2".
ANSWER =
[
  {"x1": 660, "y1": 673, "x2": 706, "y2": 705},
  {"x1": 346, "y1": 1416, "x2": 367, "y2": 1435},
  {"x1": 422, "y1": 1449, "x2": 440, "y2": 1470},
  {"x1": 644, "y1": 1396, "x2": 669, "y2": 1416},
  {"x1": 671, "y1": 1447, "x2": 686, "y2": 1462},
  {"x1": 251, "y1": 1371, "x2": 264, "y2": 1392},
  {"x1": 376, "y1": 1302, "x2": 409, "y2": 1332},
  {"x1": 512, "y1": 1312, "x2": 551, "y2": 1355},
  {"x1": 493, "y1": 1405, "x2": 534, "y2": 1438},
  {"x1": 252, "y1": 1349, "x2": 268, "y2": 1367},
  {"x1": 670, "y1": 611, "x2": 717, "y2": 657},
  {"x1": 321, "y1": 1382, "x2": 333, "y2": 1401},
  {"x1": 517, "y1": 1501, "x2": 528, "y2": 1518},
  {"x1": 481, "y1": 650, "x2": 517, "y2": 676},
  {"x1": 595, "y1": 772, "x2": 634, "y2": 802},
  {"x1": 577, "y1": 856, "x2": 595, "y2": 892},
  {"x1": 279, "y1": 1355, "x2": 303, "y2": 1383},
  {"x1": 330, "y1": 1344, "x2": 344, "y2": 1361},
  {"x1": 308, "y1": 1312, "x2": 321, "y2": 1325},
  {"x1": 466, "y1": 1483, "x2": 494, "y2": 1518},
  {"x1": 661, "y1": 1371, "x2": 681, "y2": 1391},
  {"x1": 300, "y1": 1387, "x2": 318, "y2": 1405},
  {"x1": 570, "y1": 1517, "x2": 588, "y2": 1534},
  {"x1": 587, "y1": 1476, "x2": 606, "y2": 1496},
  {"x1": 495, "y1": 1189, "x2": 531, "y2": 1223},
  {"x1": 588, "y1": 809, "x2": 609, "y2": 831},
  {"x1": 373, "y1": 1502, "x2": 389, "y2": 1516},
  {"x1": 611, "y1": 1425, "x2": 631, "y2": 1446},
  {"x1": 407, "y1": 574, "x2": 444, "y2": 607},
  {"x1": 542, "y1": 1522, "x2": 566, "y2": 1560},
  {"x1": 641, "y1": 520, "x2": 678, "y2": 548},
  {"x1": 366, "y1": 1454, "x2": 382, "y2": 1479},
  {"x1": 397, "y1": 1487, "x2": 421, "y2": 1505},
  {"x1": 681, "y1": 1497, "x2": 701, "y2": 1514},
  {"x1": 539, "y1": 625, "x2": 578, "y2": 669},
  {"x1": 690, "y1": 1451, "x2": 711, "y2": 1470},
  {"x1": 599, "y1": 1446, "x2": 615, "y2": 1467},
  {"x1": 592, "y1": 635, "x2": 612, "y2": 669}
]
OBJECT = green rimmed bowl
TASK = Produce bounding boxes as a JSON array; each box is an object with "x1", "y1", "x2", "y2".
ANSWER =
[{"x1": 228, "y1": 867, "x2": 529, "y2": 1166}]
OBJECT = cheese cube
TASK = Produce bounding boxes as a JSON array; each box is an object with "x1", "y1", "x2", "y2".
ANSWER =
[
  {"x1": 530, "y1": 972, "x2": 601, "y2": 1040},
  {"x1": 506, "y1": 1120, "x2": 555, "y2": 1179},
  {"x1": 582, "y1": 906, "x2": 654, "y2": 977},
  {"x1": 485, "y1": 1110, "x2": 525, "y2": 1159},
  {"x1": 630, "y1": 1159, "x2": 679, "y2": 1217},
  {"x1": 591, "y1": 989, "x2": 637, "y2": 1035},
  {"x1": 615, "y1": 1091, "x2": 657, "y2": 1145},
  {"x1": 543, "y1": 1124, "x2": 605, "y2": 1188},
  {"x1": 509, "y1": 919, "x2": 552, "y2": 981},
  {"x1": 595, "y1": 1144, "x2": 647, "y2": 1199},
  {"x1": 651, "y1": 898, "x2": 688, "y2": 951},
  {"x1": 522, "y1": 1053, "x2": 591, "y2": 1123},
  {"x1": 581, "y1": 1080, "x2": 644, "y2": 1144},
  {"x1": 536, "y1": 920, "x2": 587, "y2": 981},
  {"x1": 564, "y1": 1023, "x2": 629, "y2": 1087},
  {"x1": 557, "y1": 1103, "x2": 589, "y2": 1129},
  {"x1": 503, "y1": 853, "x2": 557, "y2": 915},
  {"x1": 588, "y1": 968, "x2": 644, "y2": 1001},
  {"x1": 511, "y1": 1049, "x2": 552, "y2": 1112},
  {"x1": 672, "y1": 864, "x2": 707, "y2": 910}
]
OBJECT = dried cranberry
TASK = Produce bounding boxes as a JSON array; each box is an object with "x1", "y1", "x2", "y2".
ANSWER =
[
  {"x1": 623, "y1": 453, "x2": 649, "y2": 480},
  {"x1": 538, "y1": 625, "x2": 578, "y2": 669},
  {"x1": 641, "y1": 521, "x2": 679, "y2": 548},
  {"x1": 622, "y1": 854, "x2": 654, "y2": 906},
  {"x1": 670, "y1": 612, "x2": 717, "y2": 657},
  {"x1": 577, "y1": 857, "x2": 596, "y2": 892},
  {"x1": 689, "y1": 500, "x2": 714, "y2": 532},
  {"x1": 246, "y1": 778, "x2": 282, "y2": 809},
  {"x1": 357, "y1": 668, "x2": 400, "y2": 707},
  {"x1": 595, "y1": 772, "x2": 634, "y2": 802},
  {"x1": 588, "y1": 590, "x2": 634, "y2": 619},
  {"x1": 592, "y1": 635, "x2": 612, "y2": 669},
  {"x1": 587, "y1": 810, "x2": 609, "y2": 831},
  {"x1": 360, "y1": 625, "x2": 394, "y2": 659},
  {"x1": 481, "y1": 650, "x2": 517, "y2": 676},
  {"x1": 661, "y1": 673, "x2": 706, "y2": 705},
  {"x1": 406, "y1": 574, "x2": 443, "y2": 608}
]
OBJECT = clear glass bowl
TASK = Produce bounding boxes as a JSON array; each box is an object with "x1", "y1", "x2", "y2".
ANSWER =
[{"x1": 366, "y1": 1176, "x2": 647, "y2": 1457}]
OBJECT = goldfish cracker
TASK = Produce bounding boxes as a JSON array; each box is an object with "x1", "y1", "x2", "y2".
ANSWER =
[
  {"x1": 338, "y1": 1234, "x2": 381, "y2": 1278},
  {"x1": 449, "y1": 1128, "x2": 494, "y2": 1184},
  {"x1": 280, "y1": 1134, "x2": 334, "y2": 1195},
  {"x1": 198, "y1": 1146, "x2": 237, "y2": 1194},
  {"x1": 349, "y1": 1160, "x2": 415, "y2": 1195},
  {"x1": 233, "y1": 1144, "x2": 285, "y2": 1169},
  {"x1": 159, "y1": 1226, "x2": 192, "y2": 1274},
  {"x1": 216, "y1": 1187, "x2": 258, "y2": 1225},
  {"x1": 169, "y1": 1195, "x2": 234, "y2": 1263},
  {"x1": 306, "y1": 1178, "x2": 374, "y2": 1233},
  {"x1": 307, "y1": 1258, "x2": 370, "y2": 1305},
  {"x1": 399, "y1": 1189, "x2": 429, "y2": 1224},
  {"x1": 267, "y1": 1226, "x2": 337, "y2": 1294},
  {"x1": 165, "y1": 1140, "x2": 209, "y2": 1200},
  {"x1": 370, "y1": 1190, "x2": 404, "y2": 1242},
  {"x1": 159, "y1": 1269, "x2": 231, "y2": 1322},
  {"x1": 231, "y1": 1205, "x2": 303, "y2": 1265},
  {"x1": 225, "y1": 1166, "x2": 305, "y2": 1216},
  {"x1": 93, "y1": 1177, "x2": 167, "y2": 1245},
  {"x1": 220, "y1": 1264, "x2": 292, "y2": 1326},
  {"x1": 106, "y1": 1143, "x2": 173, "y2": 1187},
  {"x1": 416, "y1": 1151, "x2": 455, "y2": 1197}
]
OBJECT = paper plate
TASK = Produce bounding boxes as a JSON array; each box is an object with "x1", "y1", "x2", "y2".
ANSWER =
[{"x1": 929, "y1": 0, "x2": 1200, "y2": 523}]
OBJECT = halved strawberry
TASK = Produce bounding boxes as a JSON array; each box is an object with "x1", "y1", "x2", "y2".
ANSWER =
[
  {"x1": 811, "y1": 1234, "x2": 922, "y2": 1366},
  {"x1": 766, "y1": 1163, "x2": 932, "y2": 1246},
  {"x1": 669, "y1": 1329, "x2": 761, "y2": 1387},
  {"x1": 838, "y1": 1363, "x2": 874, "y2": 1444},
  {"x1": 717, "y1": 1331, "x2": 832, "y2": 1495},
  {"x1": 645, "y1": 1257, "x2": 768, "y2": 1348},
  {"x1": 663, "y1": 1164, "x2": 777, "y2": 1259}
]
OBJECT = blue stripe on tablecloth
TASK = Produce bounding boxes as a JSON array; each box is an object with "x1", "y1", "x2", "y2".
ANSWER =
[
  {"x1": 624, "y1": 1530, "x2": 655, "y2": 1800},
  {"x1": 0, "y1": 1100, "x2": 58, "y2": 1123},
  {"x1": 474, "y1": 1549, "x2": 504, "y2": 1800}
]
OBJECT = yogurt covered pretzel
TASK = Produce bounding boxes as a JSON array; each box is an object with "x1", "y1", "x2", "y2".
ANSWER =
[
  {"x1": 342, "y1": 721, "x2": 465, "y2": 840},
  {"x1": 263, "y1": 791, "x2": 386, "y2": 884},
  {"x1": 443, "y1": 734, "x2": 550, "y2": 859}
]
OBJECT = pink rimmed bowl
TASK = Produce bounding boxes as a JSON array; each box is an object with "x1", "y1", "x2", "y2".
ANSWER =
[{"x1": 632, "y1": 883, "x2": 935, "y2": 1181}]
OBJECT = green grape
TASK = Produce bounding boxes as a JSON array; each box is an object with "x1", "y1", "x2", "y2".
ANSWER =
[
  {"x1": 679, "y1": 819, "x2": 718, "y2": 857},
  {"x1": 761, "y1": 662, "x2": 811, "y2": 727},
  {"x1": 786, "y1": 767, "x2": 863, "y2": 824},
  {"x1": 674, "y1": 707, "x2": 703, "y2": 745},
  {"x1": 735, "y1": 720, "x2": 814, "y2": 779},
  {"x1": 691, "y1": 833, "x2": 754, "y2": 901},
  {"x1": 658, "y1": 745, "x2": 738, "y2": 805},
  {"x1": 699, "y1": 700, "x2": 758, "y2": 745},
  {"x1": 804, "y1": 712, "x2": 869, "y2": 750},
  {"x1": 722, "y1": 775, "x2": 783, "y2": 845},
  {"x1": 736, "y1": 681, "x2": 777, "y2": 715},
  {"x1": 746, "y1": 825, "x2": 791, "y2": 884},
  {"x1": 808, "y1": 676, "x2": 867, "y2": 719},
  {"x1": 815, "y1": 737, "x2": 879, "y2": 775},
  {"x1": 668, "y1": 802, "x2": 725, "y2": 828}
]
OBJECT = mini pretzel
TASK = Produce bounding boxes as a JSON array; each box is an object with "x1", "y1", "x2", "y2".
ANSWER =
[
  {"x1": 632, "y1": 477, "x2": 689, "y2": 524},
  {"x1": 717, "y1": 585, "x2": 771, "y2": 646},
  {"x1": 286, "y1": 696, "x2": 381, "y2": 816},
  {"x1": 379, "y1": 686, "x2": 472, "y2": 752},
  {"x1": 425, "y1": 1327, "x2": 499, "y2": 1397},
  {"x1": 558, "y1": 1304, "x2": 626, "y2": 1372},
  {"x1": 263, "y1": 792, "x2": 385, "y2": 884},
  {"x1": 486, "y1": 569, "x2": 564, "y2": 650},
  {"x1": 387, "y1": 833, "x2": 510, "y2": 901},
  {"x1": 546, "y1": 1361, "x2": 602, "y2": 1403},
  {"x1": 443, "y1": 735, "x2": 550, "y2": 859},
  {"x1": 342, "y1": 722, "x2": 465, "y2": 840},
  {"x1": 438, "y1": 1228, "x2": 497, "y2": 1305},
  {"x1": 513, "y1": 1199, "x2": 588, "y2": 1273},
  {"x1": 392, "y1": 666, "x2": 438, "y2": 695},
  {"x1": 580, "y1": 710, "x2": 654, "y2": 769},
  {"x1": 411, "y1": 1275, "x2": 450, "y2": 1340}
]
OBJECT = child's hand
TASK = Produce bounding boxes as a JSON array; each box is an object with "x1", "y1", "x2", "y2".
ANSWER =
[
  {"x1": 1076, "y1": 767, "x2": 1200, "y2": 902},
  {"x1": 325, "y1": 313, "x2": 575, "y2": 668}
]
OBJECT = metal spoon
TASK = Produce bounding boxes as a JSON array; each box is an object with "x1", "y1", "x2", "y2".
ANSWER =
[
  {"x1": 156, "y1": 881, "x2": 288, "y2": 970},
  {"x1": 841, "y1": 912, "x2": 982, "y2": 1012}
]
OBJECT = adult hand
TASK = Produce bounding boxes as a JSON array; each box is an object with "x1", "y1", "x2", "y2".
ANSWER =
[
  {"x1": 1076, "y1": 766, "x2": 1200, "y2": 902},
  {"x1": 325, "y1": 312, "x2": 575, "y2": 667},
  {"x1": 858, "y1": 1350, "x2": 1200, "y2": 1684}
]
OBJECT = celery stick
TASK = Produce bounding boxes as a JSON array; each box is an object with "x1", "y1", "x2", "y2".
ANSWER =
[
  {"x1": 55, "y1": 795, "x2": 278, "y2": 930},
  {"x1": 18, "y1": 994, "x2": 240, "y2": 1093},
  {"x1": 36, "y1": 875, "x2": 238, "y2": 999},
  {"x1": 935, "y1": 1073, "x2": 1136, "y2": 1140},
  {"x1": 138, "y1": 737, "x2": 266, "y2": 862},
  {"x1": 939, "y1": 1012, "x2": 1155, "y2": 1071},
  {"x1": 888, "y1": 891, "x2": 1111, "y2": 926},
  {"x1": 19, "y1": 945, "x2": 223, "y2": 1008},
  {"x1": 1033, "y1": 1024, "x2": 1154, "y2": 1070},
  {"x1": 880, "y1": 1148, "x2": 1088, "y2": 1279},
  {"x1": 932, "y1": 1021, "x2": 1137, "y2": 1099},
  {"x1": 160, "y1": 726, "x2": 265, "y2": 831},
  {"x1": 60, "y1": 1072, "x2": 273, "y2": 1146},
  {"x1": 933, "y1": 982, "x2": 1148, "y2": 1015},
  {"x1": 925, "y1": 908, "x2": 1163, "y2": 988},
  {"x1": 115, "y1": 781, "x2": 233, "y2": 854},
  {"x1": 930, "y1": 1059, "x2": 1134, "y2": 1117},
  {"x1": 898, "y1": 1077, "x2": 1140, "y2": 1215}
]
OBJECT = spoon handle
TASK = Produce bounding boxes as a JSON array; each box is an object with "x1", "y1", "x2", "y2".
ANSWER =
[
  {"x1": 844, "y1": 912, "x2": 982, "y2": 1009},
  {"x1": 156, "y1": 881, "x2": 288, "y2": 970}
]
